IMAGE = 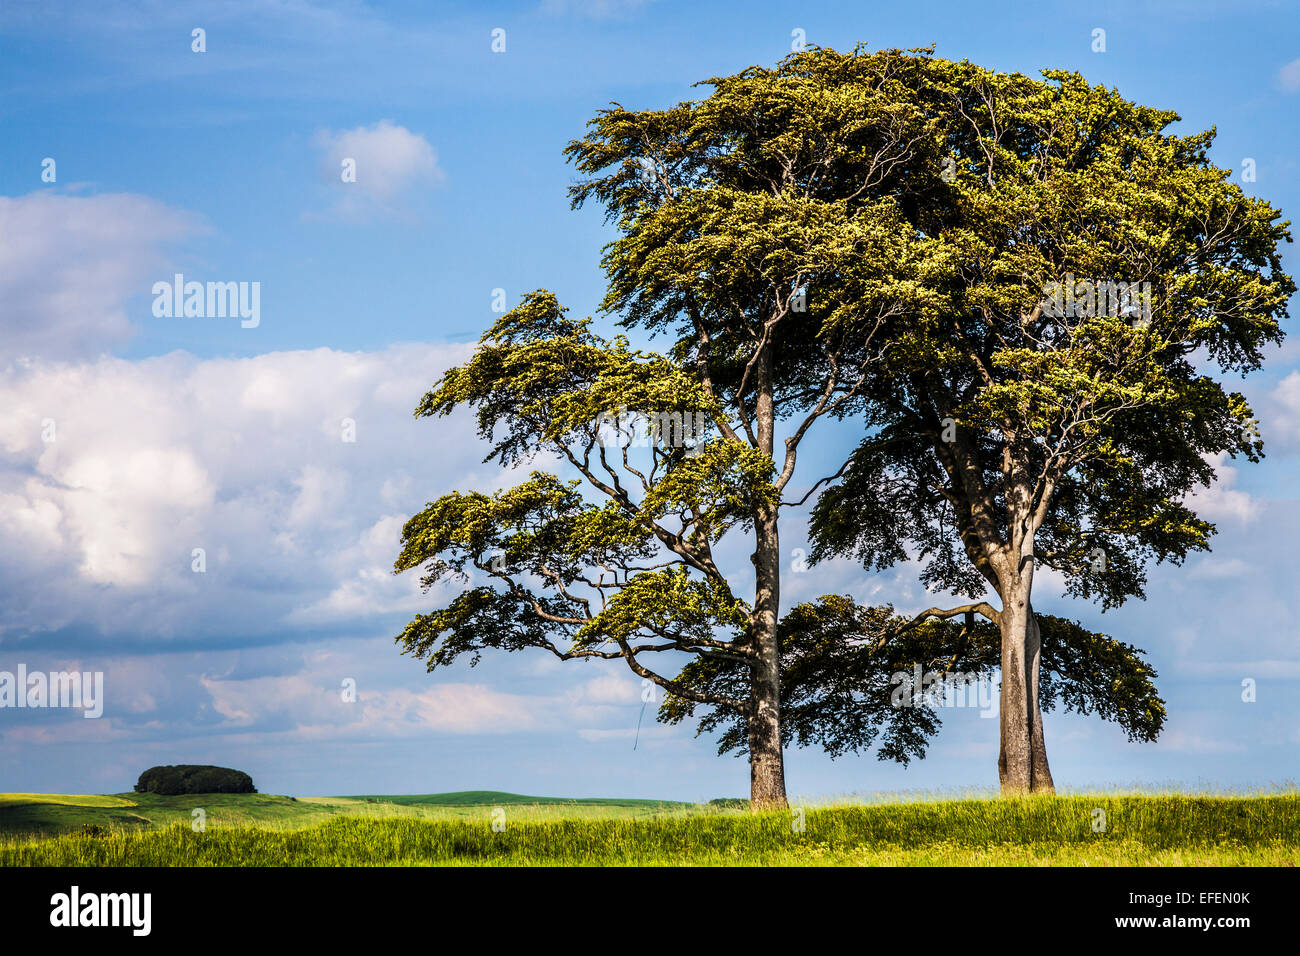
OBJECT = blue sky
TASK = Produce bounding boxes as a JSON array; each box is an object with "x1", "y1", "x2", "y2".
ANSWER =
[{"x1": 0, "y1": 0, "x2": 1298, "y2": 799}]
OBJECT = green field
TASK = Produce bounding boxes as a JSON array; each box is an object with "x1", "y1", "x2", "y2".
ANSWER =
[
  {"x1": 0, "y1": 790, "x2": 695, "y2": 841},
  {"x1": 1, "y1": 791, "x2": 1297, "y2": 866}
]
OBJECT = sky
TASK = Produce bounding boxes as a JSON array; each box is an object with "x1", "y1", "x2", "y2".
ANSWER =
[{"x1": 0, "y1": 0, "x2": 1298, "y2": 800}]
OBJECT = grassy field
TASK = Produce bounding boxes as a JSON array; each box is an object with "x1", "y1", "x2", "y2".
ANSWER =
[
  {"x1": 0, "y1": 790, "x2": 693, "y2": 840},
  {"x1": 1, "y1": 791, "x2": 1297, "y2": 865}
]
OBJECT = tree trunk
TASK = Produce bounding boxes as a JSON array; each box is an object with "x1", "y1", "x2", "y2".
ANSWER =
[
  {"x1": 746, "y1": 346, "x2": 788, "y2": 809},
  {"x1": 746, "y1": 501, "x2": 787, "y2": 808},
  {"x1": 1026, "y1": 609, "x2": 1054, "y2": 790},
  {"x1": 996, "y1": 578, "x2": 1055, "y2": 794}
]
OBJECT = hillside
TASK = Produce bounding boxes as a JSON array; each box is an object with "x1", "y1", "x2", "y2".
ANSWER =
[{"x1": 0, "y1": 790, "x2": 699, "y2": 839}]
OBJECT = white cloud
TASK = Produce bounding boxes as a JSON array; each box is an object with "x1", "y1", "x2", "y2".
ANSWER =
[
  {"x1": 1278, "y1": 58, "x2": 1300, "y2": 92},
  {"x1": 312, "y1": 120, "x2": 441, "y2": 219},
  {"x1": 1186, "y1": 556, "x2": 1252, "y2": 580},
  {"x1": 285, "y1": 514, "x2": 431, "y2": 625},
  {"x1": 0, "y1": 191, "x2": 201, "y2": 361},
  {"x1": 1184, "y1": 452, "x2": 1261, "y2": 525},
  {"x1": 197, "y1": 649, "x2": 547, "y2": 737},
  {"x1": 363, "y1": 683, "x2": 540, "y2": 735},
  {"x1": 0, "y1": 343, "x2": 480, "y2": 641},
  {"x1": 570, "y1": 674, "x2": 641, "y2": 706},
  {"x1": 1265, "y1": 369, "x2": 1300, "y2": 447},
  {"x1": 199, "y1": 670, "x2": 539, "y2": 735}
]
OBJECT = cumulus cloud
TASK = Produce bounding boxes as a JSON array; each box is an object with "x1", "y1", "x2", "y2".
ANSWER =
[
  {"x1": 0, "y1": 343, "x2": 484, "y2": 644},
  {"x1": 0, "y1": 191, "x2": 201, "y2": 362},
  {"x1": 311, "y1": 120, "x2": 441, "y2": 219},
  {"x1": 1184, "y1": 452, "x2": 1261, "y2": 525},
  {"x1": 0, "y1": 339, "x2": 704, "y2": 765},
  {"x1": 1263, "y1": 369, "x2": 1300, "y2": 449}
]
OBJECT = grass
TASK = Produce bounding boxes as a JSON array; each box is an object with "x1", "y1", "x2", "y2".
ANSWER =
[
  {"x1": 340, "y1": 790, "x2": 691, "y2": 809},
  {"x1": 0, "y1": 793, "x2": 137, "y2": 808},
  {"x1": 1, "y1": 792, "x2": 1297, "y2": 866},
  {"x1": 324, "y1": 790, "x2": 694, "y2": 820},
  {"x1": 0, "y1": 790, "x2": 703, "y2": 842}
]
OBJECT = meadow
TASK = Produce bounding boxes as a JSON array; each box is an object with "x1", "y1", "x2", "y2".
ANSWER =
[{"x1": 1, "y1": 790, "x2": 1297, "y2": 866}]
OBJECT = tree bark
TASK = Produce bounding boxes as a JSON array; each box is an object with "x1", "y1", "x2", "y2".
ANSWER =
[
  {"x1": 996, "y1": 577, "x2": 1055, "y2": 794},
  {"x1": 745, "y1": 587, "x2": 786, "y2": 806},
  {"x1": 1026, "y1": 608, "x2": 1054, "y2": 791},
  {"x1": 747, "y1": 501, "x2": 787, "y2": 808},
  {"x1": 746, "y1": 345, "x2": 788, "y2": 809}
]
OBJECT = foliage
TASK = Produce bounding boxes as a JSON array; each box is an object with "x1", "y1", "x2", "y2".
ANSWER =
[
  {"x1": 802, "y1": 48, "x2": 1293, "y2": 607},
  {"x1": 666, "y1": 595, "x2": 1164, "y2": 760},
  {"x1": 133, "y1": 765, "x2": 257, "y2": 796}
]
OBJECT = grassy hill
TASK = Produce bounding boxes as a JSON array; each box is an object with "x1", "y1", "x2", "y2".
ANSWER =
[
  {"x1": 338, "y1": 791, "x2": 691, "y2": 809},
  {"x1": 0, "y1": 790, "x2": 702, "y2": 840}
]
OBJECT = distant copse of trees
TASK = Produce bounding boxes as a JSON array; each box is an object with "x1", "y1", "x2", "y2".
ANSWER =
[{"x1": 134, "y1": 765, "x2": 257, "y2": 795}]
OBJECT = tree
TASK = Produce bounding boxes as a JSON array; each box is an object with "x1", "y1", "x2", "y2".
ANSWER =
[
  {"x1": 806, "y1": 51, "x2": 1293, "y2": 792},
  {"x1": 393, "y1": 49, "x2": 948, "y2": 807},
  {"x1": 134, "y1": 765, "x2": 256, "y2": 795}
]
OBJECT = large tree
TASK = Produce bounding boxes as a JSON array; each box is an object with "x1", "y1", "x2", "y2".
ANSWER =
[
  {"x1": 393, "y1": 49, "x2": 945, "y2": 807},
  {"x1": 807, "y1": 51, "x2": 1293, "y2": 792}
]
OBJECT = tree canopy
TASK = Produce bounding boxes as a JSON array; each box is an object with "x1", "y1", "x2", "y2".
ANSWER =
[{"x1": 134, "y1": 765, "x2": 256, "y2": 796}]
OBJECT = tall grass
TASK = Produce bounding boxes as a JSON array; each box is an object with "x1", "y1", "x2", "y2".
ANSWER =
[{"x1": 4, "y1": 794, "x2": 1297, "y2": 867}]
